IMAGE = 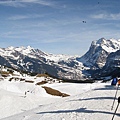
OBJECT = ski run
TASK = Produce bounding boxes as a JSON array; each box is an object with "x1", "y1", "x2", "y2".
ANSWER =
[{"x1": 0, "y1": 77, "x2": 120, "y2": 120}]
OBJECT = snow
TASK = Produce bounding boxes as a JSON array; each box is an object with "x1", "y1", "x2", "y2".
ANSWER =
[
  {"x1": 0, "y1": 78, "x2": 120, "y2": 120},
  {"x1": 91, "y1": 38, "x2": 120, "y2": 53},
  {"x1": 45, "y1": 54, "x2": 76, "y2": 62},
  {"x1": 0, "y1": 46, "x2": 77, "y2": 64}
]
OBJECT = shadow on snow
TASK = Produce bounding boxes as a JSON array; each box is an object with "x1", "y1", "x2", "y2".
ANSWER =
[
  {"x1": 94, "y1": 85, "x2": 119, "y2": 91},
  {"x1": 36, "y1": 85, "x2": 120, "y2": 117},
  {"x1": 69, "y1": 96, "x2": 116, "y2": 102},
  {"x1": 36, "y1": 107, "x2": 120, "y2": 117}
]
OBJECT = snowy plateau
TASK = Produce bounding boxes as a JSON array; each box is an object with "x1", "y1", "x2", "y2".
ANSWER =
[{"x1": 0, "y1": 38, "x2": 120, "y2": 119}]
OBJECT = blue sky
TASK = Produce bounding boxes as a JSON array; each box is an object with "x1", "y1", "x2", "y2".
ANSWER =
[{"x1": 0, "y1": 0, "x2": 120, "y2": 56}]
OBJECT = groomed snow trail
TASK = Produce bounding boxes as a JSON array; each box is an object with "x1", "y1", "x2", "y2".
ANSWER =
[{"x1": 0, "y1": 82, "x2": 120, "y2": 120}]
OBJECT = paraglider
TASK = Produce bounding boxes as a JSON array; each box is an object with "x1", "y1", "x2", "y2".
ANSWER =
[{"x1": 82, "y1": 21, "x2": 86, "y2": 23}]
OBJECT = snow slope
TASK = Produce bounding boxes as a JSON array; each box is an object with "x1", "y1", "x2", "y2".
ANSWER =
[{"x1": 0, "y1": 80, "x2": 120, "y2": 120}]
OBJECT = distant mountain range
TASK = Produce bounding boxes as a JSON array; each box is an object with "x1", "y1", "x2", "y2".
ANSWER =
[{"x1": 1, "y1": 38, "x2": 120, "y2": 81}]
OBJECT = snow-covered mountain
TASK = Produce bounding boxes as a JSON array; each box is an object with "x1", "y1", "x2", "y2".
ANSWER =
[
  {"x1": 0, "y1": 46, "x2": 87, "y2": 80},
  {"x1": 98, "y1": 49, "x2": 120, "y2": 78},
  {"x1": 1, "y1": 38, "x2": 120, "y2": 120},
  {"x1": 1, "y1": 38, "x2": 120, "y2": 81},
  {"x1": 77, "y1": 38, "x2": 120, "y2": 69}
]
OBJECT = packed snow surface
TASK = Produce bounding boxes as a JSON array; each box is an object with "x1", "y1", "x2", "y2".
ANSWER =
[{"x1": 0, "y1": 78, "x2": 120, "y2": 120}]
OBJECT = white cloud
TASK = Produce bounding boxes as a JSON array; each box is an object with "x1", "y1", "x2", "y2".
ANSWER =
[
  {"x1": 91, "y1": 13, "x2": 120, "y2": 20},
  {"x1": 8, "y1": 15, "x2": 29, "y2": 20},
  {"x1": 20, "y1": 0, "x2": 54, "y2": 6},
  {"x1": 0, "y1": 1, "x2": 25, "y2": 7},
  {"x1": 109, "y1": 13, "x2": 120, "y2": 20},
  {"x1": 0, "y1": 0, "x2": 55, "y2": 7},
  {"x1": 91, "y1": 13, "x2": 106, "y2": 19},
  {"x1": 8, "y1": 14, "x2": 47, "y2": 20}
]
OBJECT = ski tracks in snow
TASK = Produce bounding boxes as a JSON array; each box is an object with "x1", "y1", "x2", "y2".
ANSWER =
[{"x1": 1, "y1": 83, "x2": 120, "y2": 120}]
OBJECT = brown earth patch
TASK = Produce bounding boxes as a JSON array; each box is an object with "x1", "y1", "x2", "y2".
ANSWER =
[
  {"x1": 42, "y1": 86, "x2": 70, "y2": 97},
  {"x1": 1, "y1": 71, "x2": 10, "y2": 77},
  {"x1": 25, "y1": 80, "x2": 34, "y2": 83},
  {"x1": 36, "y1": 81, "x2": 48, "y2": 85},
  {"x1": 36, "y1": 74, "x2": 49, "y2": 77}
]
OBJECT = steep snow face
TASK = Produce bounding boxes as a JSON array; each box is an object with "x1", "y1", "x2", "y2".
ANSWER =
[
  {"x1": 1, "y1": 46, "x2": 75, "y2": 62},
  {"x1": 77, "y1": 38, "x2": 120, "y2": 69},
  {"x1": 94, "y1": 38, "x2": 120, "y2": 53},
  {"x1": 0, "y1": 46, "x2": 47, "y2": 59},
  {"x1": 11, "y1": 46, "x2": 47, "y2": 59}
]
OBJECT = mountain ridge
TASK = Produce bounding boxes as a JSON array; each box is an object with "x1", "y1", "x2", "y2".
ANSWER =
[
  {"x1": 77, "y1": 38, "x2": 120, "y2": 69},
  {"x1": 1, "y1": 38, "x2": 120, "y2": 80}
]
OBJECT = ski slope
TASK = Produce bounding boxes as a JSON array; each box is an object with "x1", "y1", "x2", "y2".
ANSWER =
[{"x1": 0, "y1": 80, "x2": 120, "y2": 120}]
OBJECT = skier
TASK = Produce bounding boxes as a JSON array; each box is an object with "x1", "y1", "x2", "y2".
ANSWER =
[
  {"x1": 111, "y1": 77, "x2": 118, "y2": 86},
  {"x1": 24, "y1": 91, "x2": 27, "y2": 98},
  {"x1": 117, "y1": 79, "x2": 120, "y2": 86},
  {"x1": 111, "y1": 78, "x2": 120, "y2": 110}
]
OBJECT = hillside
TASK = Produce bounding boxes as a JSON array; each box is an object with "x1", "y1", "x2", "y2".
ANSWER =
[
  {"x1": 0, "y1": 63, "x2": 120, "y2": 120},
  {"x1": 0, "y1": 46, "x2": 86, "y2": 80},
  {"x1": 0, "y1": 79, "x2": 120, "y2": 120}
]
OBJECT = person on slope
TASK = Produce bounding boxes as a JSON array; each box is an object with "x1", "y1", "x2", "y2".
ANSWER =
[
  {"x1": 117, "y1": 79, "x2": 120, "y2": 86},
  {"x1": 111, "y1": 77, "x2": 118, "y2": 86}
]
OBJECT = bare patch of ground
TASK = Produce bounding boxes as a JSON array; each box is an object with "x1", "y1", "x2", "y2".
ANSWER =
[
  {"x1": 42, "y1": 86, "x2": 70, "y2": 97},
  {"x1": 36, "y1": 81, "x2": 48, "y2": 85}
]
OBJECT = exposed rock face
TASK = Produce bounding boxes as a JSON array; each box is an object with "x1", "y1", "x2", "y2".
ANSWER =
[{"x1": 99, "y1": 50, "x2": 120, "y2": 77}]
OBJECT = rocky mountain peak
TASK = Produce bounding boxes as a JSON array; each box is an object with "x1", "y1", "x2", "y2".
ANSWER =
[
  {"x1": 77, "y1": 38, "x2": 120, "y2": 69},
  {"x1": 91, "y1": 38, "x2": 120, "y2": 53}
]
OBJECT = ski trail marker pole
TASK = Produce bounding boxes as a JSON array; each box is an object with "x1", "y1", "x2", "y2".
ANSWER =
[
  {"x1": 111, "y1": 85, "x2": 119, "y2": 110},
  {"x1": 111, "y1": 96, "x2": 120, "y2": 120}
]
